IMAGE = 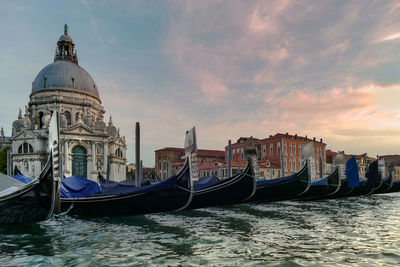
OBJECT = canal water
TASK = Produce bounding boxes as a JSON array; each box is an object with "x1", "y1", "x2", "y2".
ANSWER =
[{"x1": 1, "y1": 193, "x2": 400, "y2": 266}]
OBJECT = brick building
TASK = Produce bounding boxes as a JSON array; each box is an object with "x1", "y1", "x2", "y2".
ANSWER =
[
  {"x1": 154, "y1": 147, "x2": 225, "y2": 179},
  {"x1": 226, "y1": 133, "x2": 327, "y2": 178}
]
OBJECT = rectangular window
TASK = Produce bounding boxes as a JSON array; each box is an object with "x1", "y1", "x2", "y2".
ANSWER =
[
  {"x1": 283, "y1": 142, "x2": 287, "y2": 155},
  {"x1": 277, "y1": 143, "x2": 281, "y2": 156},
  {"x1": 289, "y1": 143, "x2": 292, "y2": 155},
  {"x1": 294, "y1": 144, "x2": 296, "y2": 156},
  {"x1": 270, "y1": 144, "x2": 273, "y2": 156}
]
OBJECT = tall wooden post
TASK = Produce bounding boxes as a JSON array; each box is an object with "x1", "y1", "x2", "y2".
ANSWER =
[
  {"x1": 227, "y1": 140, "x2": 231, "y2": 178},
  {"x1": 135, "y1": 122, "x2": 140, "y2": 187}
]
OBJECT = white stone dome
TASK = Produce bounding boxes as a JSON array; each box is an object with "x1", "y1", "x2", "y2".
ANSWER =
[{"x1": 31, "y1": 60, "x2": 100, "y2": 100}]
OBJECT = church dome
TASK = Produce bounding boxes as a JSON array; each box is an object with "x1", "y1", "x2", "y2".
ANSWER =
[
  {"x1": 31, "y1": 25, "x2": 100, "y2": 100},
  {"x1": 58, "y1": 34, "x2": 73, "y2": 43},
  {"x1": 31, "y1": 60, "x2": 100, "y2": 99}
]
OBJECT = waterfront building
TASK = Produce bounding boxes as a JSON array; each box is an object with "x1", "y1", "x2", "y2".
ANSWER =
[
  {"x1": 127, "y1": 162, "x2": 156, "y2": 181},
  {"x1": 378, "y1": 155, "x2": 400, "y2": 180},
  {"x1": 154, "y1": 147, "x2": 225, "y2": 179},
  {"x1": 3, "y1": 25, "x2": 127, "y2": 181},
  {"x1": 227, "y1": 133, "x2": 327, "y2": 179},
  {"x1": 348, "y1": 153, "x2": 376, "y2": 178}
]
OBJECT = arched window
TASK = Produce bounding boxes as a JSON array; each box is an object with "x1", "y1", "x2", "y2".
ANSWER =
[
  {"x1": 39, "y1": 112, "x2": 44, "y2": 128},
  {"x1": 18, "y1": 142, "x2": 34, "y2": 154},
  {"x1": 64, "y1": 111, "x2": 71, "y2": 126},
  {"x1": 115, "y1": 148, "x2": 122, "y2": 158}
]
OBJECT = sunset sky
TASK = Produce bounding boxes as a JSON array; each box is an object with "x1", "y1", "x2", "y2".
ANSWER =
[{"x1": 1, "y1": 1, "x2": 400, "y2": 166}]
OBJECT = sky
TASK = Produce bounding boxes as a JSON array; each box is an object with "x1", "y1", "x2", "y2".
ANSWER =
[{"x1": 1, "y1": 0, "x2": 400, "y2": 166}]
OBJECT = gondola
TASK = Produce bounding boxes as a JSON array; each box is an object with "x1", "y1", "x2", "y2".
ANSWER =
[
  {"x1": 0, "y1": 113, "x2": 60, "y2": 224},
  {"x1": 246, "y1": 161, "x2": 310, "y2": 203},
  {"x1": 326, "y1": 157, "x2": 361, "y2": 199},
  {"x1": 373, "y1": 172, "x2": 393, "y2": 194},
  {"x1": 298, "y1": 167, "x2": 341, "y2": 200},
  {"x1": 347, "y1": 161, "x2": 381, "y2": 197},
  {"x1": 385, "y1": 179, "x2": 400, "y2": 193},
  {"x1": 0, "y1": 155, "x2": 56, "y2": 224},
  {"x1": 60, "y1": 160, "x2": 193, "y2": 217},
  {"x1": 184, "y1": 158, "x2": 255, "y2": 210},
  {"x1": 378, "y1": 165, "x2": 400, "y2": 194}
]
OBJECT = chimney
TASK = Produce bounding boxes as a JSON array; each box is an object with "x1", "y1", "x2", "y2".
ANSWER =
[
  {"x1": 295, "y1": 134, "x2": 297, "y2": 139},
  {"x1": 305, "y1": 135, "x2": 307, "y2": 139},
  {"x1": 313, "y1": 137, "x2": 316, "y2": 142},
  {"x1": 269, "y1": 135, "x2": 272, "y2": 138},
  {"x1": 320, "y1": 138, "x2": 322, "y2": 143},
  {"x1": 285, "y1": 132, "x2": 288, "y2": 137}
]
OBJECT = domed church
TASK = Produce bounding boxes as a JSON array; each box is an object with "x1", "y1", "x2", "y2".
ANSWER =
[{"x1": 8, "y1": 25, "x2": 127, "y2": 181}]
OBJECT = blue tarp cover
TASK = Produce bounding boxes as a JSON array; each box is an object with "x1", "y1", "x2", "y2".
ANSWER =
[
  {"x1": 98, "y1": 176, "x2": 118, "y2": 189},
  {"x1": 61, "y1": 176, "x2": 101, "y2": 198},
  {"x1": 13, "y1": 174, "x2": 33, "y2": 184},
  {"x1": 194, "y1": 176, "x2": 220, "y2": 191},
  {"x1": 311, "y1": 176, "x2": 328, "y2": 186},
  {"x1": 257, "y1": 172, "x2": 299, "y2": 188},
  {"x1": 99, "y1": 176, "x2": 152, "y2": 190},
  {"x1": 96, "y1": 174, "x2": 180, "y2": 196},
  {"x1": 346, "y1": 157, "x2": 360, "y2": 188}
]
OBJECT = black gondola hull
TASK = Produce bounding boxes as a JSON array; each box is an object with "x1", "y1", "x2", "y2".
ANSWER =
[
  {"x1": 247, "y1": 165, "x2": 310, "y2": 203},
  {"x1": 61, "y1": 189, "x2": 191, "y2": 217},
  {"x1": 373, "y1": 175, "x2": 394, "y2": 194},
  {"x1": 327, "y1": 179, "x2": 354, "y2": 199},
  {"x1": 299, "y1": 169, "x2": 340, "y2": 201},
  {"x1": 186, "y1": 161, "x2": 255, "y2": 210},
  {"x1": 61, "y1": 162, "x2": 192, "y2": 218},
  {"x1": 381, "y1": 180, "x2": 400, "y2": 194},
  {"x1": 0, "y1": 161, "x2": 54, "y2": 224}
]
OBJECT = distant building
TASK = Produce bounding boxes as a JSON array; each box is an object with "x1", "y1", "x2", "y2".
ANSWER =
[
  {"x1": 227, "y1": 133, "x2": 327, "y2": 179},
  {"x1": 378, "y1": 155, "x2": 400, "y2": 180},
  {"x1": 348, "y1": 153, "x2": 375, "y2": 178},
  {"x1": 0, "y1": 127, "x2": 11, "y2": 150},
  {"x1": 127, "y1": 162, "x2": 156, "y2": 181},
  {"x1": 2, "y1": 25, "x2": 127, "y2": 181},
  {"x1": 154, "y1": 147, "x2": 225, "y2": 179}
]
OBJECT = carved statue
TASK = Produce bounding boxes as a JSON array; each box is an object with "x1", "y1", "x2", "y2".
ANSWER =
[{"x1": 96, "y1": 157, "x2": 104, "y2": 171}]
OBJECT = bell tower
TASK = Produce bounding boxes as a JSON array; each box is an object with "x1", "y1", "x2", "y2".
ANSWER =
[{"x1": 54, "y1": 24, "x2": 78, "y2": 64}]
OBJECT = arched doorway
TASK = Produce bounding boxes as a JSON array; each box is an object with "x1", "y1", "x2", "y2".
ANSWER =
[{"x1": 72, "y1": 145, "x2": 87, "y2": 178}]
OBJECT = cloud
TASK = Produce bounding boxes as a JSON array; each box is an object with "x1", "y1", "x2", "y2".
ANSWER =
[{"x1": 378, "y1": 32, "x2": 400, "y2": 42}]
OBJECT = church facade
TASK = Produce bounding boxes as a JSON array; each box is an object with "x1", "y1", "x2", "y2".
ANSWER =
[{"x1": 7, "y1": 25, "x2": 127, "y2": 181}]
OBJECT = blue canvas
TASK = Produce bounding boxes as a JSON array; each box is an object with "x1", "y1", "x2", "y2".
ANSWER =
[
  {"x1": 13, "y1": 174, "x2": 34, "y2": 184},
  {"x1": 346, "y1": 157, "x2": 360, "y2": 188},
  {"x1": 311, "y1": 177, "x2": 328, "y2": 186},
  {"x1": 61, "y1": 176, "x2": 101, "y2": 198}
]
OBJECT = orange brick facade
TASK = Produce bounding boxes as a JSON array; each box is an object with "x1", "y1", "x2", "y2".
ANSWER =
[{"x1": 226, "y1": 133, "x2": 327, "y2": 178}]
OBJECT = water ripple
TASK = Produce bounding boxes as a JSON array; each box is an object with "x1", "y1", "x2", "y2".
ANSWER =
[{"x1": 1, "y1": 192, "x2": 400, "y2": 266}]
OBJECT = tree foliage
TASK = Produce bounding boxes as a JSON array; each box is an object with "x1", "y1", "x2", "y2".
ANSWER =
[{"x1": 0, "y1": 147, "x2": 10, "y2": 174}]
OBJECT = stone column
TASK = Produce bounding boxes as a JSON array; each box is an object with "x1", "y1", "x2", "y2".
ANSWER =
[
  {"x1": 92, "y1": 142, "x2": 96, "y2": 173},
  {"x1": 64, "y1": 139, "x2": 69, "y2": 173},
  {"x1": 103, "y1": 141, "x2": 108, "y2": 174}
]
